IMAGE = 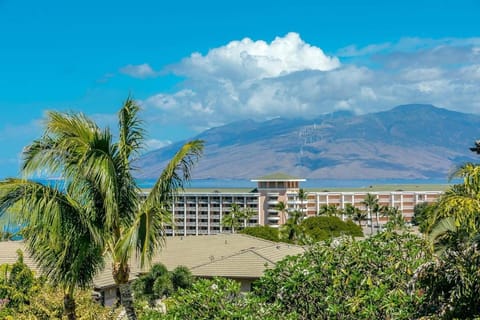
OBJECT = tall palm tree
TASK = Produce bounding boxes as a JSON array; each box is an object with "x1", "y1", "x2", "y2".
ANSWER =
[
  {"x1": 298, "y1": 188, "x2": 308, "y2": 215},
  {"x1": 425, "y1": 163, "x2": 480, "y2": 252},
  {"x1": 239, "y1": 206, "x2": 256, "y2": 228},
  {"x1": 343, "y1": 204, "x2": 367, "y2": 227},
  {"x1": 222, "y1": 203, "x2": 242, "y2": 233},
  {"x1": 0, "y1": 180, "x2": 104, "y2": 320},
  {"x1": 274, "y1": 201, "x2": 288, "y2": 225},
  {"x1": 434, "y1": 163, "x2": 480, "y2": 236},
  {"x1": 0, "y1": 98, "x2": 203, "y2": 320},
  {"x1": 362, "y1": 193, "x2": 379, "y2": 234},
  {"x1": 280, "y1": 210, "x2": 304, "y2": 243}
]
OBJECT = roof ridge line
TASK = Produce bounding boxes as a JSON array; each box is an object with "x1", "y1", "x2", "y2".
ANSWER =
[{"x1": 190, "y1": 248, "x2": 266, "y2": 270}]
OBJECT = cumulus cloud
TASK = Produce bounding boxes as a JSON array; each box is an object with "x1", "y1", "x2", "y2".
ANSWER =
[
  {"x1": 172, "y1": 32, "x2": 340, "y2": 81},
  {"x1": 142, "y1": 34, "x2": 480, "y2": 135},
  {"x1": 120, "y1": 63, "x2": 157, "y2": 78}
]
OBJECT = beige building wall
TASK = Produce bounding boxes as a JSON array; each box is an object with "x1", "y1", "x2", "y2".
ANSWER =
[{"x1": 163, "y1": 175, "x2": 443, "y2": 235}]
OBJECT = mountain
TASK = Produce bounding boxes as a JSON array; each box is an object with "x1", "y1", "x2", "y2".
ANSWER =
[{"x1": 135, "y1": 104, "x2": 480, "y2": 179}]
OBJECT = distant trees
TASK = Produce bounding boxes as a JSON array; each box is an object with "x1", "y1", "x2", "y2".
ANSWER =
[
  {"x1": 280, "y1": 210, "x2": 304, "y2": 243},
  {"x1": 275, "y1": 201, "x2": 288, "y2": 223},
  {"x1": 362, "y1": 193, "x2": 379, "y2": 233},
  {"x1": 300, "y1": 216, "x2": 363, "y2": 242},
  {"x1": 240, "y1": 226, "x2": 280, "y2": 242},
  {"x1": 344, "y1": 203, "x2": 368, "y2": 226},
  {"x1": 221, "y1": 203, "x2": 243, "y2": 233},
  {"x1": 222, "y1": 203, "x2": 256, "y2": 233},
  {"x1": 297, "y1": 188, "x2": 308, "y2": 213},
  {"x1": 411, "y1": 202, "x2": 437, "y2": 233},
  {"x1": 317, "y1": 204, "x2": 339, "y2": 216}
]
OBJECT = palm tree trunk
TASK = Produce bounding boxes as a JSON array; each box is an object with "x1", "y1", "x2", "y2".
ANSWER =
[
  {"x1": 119, "y1": 283, "x2": 137, "y2": 320},
  {"x1": 113, "y1": 262, "x2": 137, "y2": 320},
  {"x1": 63, "y1": 293, "x2": 76, "y2": 320}
]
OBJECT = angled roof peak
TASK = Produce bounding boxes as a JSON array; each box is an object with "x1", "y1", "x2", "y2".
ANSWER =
[{"x1": 251, "y1": 172, "x2": 306, "y2": 182}]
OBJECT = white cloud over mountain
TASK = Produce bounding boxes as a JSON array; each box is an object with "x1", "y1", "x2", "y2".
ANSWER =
[
  {"x1": 142, "y1": 33, "x2": 480, "y2": 133},
  {"x1": 171, "y1": 32, "x2": 340, "y2": 81}
]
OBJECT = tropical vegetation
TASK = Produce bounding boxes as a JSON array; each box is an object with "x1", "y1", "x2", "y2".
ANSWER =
[
  {"x1": 0, "y1": 251, "x2": 115, "y2": 320},
  {"x1": 3, "y1": 102, "x2": 480, "y2": 320},
  {"x1": 239, "y1": 225, "x2": 280, "y2": 242},
  {"x1": 132, "y1": 263, "x2": 193, "y2": 306},
  {"x1": 300, "y1": 215, "x2": 363, "y2": 242},
  {"x1": 0, "y1": 98, "x2": 203, "y2": 320}
]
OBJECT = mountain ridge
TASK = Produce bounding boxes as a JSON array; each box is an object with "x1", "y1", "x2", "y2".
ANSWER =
[{"x1": 136, "y1": 104, "x2": 480, "y2": 179}]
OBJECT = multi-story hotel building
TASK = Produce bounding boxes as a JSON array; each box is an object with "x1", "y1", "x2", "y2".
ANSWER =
[{"x1": 165, "y1": 173, "x2": 443, "y2": 236}]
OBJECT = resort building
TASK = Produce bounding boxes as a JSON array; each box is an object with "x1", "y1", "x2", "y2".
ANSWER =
[{"x1": 165, "y1": 173, "x2": 444, "y2": 236}]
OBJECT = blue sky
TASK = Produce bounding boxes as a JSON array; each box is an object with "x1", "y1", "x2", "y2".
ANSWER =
[{"x1": 1, "y1": 0, "x2": 480, "y2": 177}]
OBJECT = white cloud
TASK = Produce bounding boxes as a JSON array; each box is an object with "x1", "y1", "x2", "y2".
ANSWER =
[
  {"x1": 120, "y1": 63, "x2": 157, "y2": 78},
  {"x1": 141, "y1": 34, "x2": 480, "y2": 136},
  {"x1": 145, "y1": 139, "x2": 172, "y2": 150},
  {"x1": 172, "y1": 32, "x2": 340, "y2": 81}
]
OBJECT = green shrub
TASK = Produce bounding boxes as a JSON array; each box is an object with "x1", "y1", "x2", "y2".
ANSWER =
[
  {"x1": 171, "y1": 266, "x2": 193, "y2": 291},
  {"x1": 140, "y1": 278, "x2": 292, "y2": 320},
  {"x1": 413, "y1": 240, "x2": 480, "y2": 319},
  {"x1": 239, "y1": 226, "x2": 279, "y2": 242},
  {"x1": 253, "y1": 231, "x2": 431, "y2": 320},
  {"x1": 133, "y1": 263, "x2": 193, "y2": 306},
  {"x1": 300, "y1": 216, "x2": 363, "y2": 241}
]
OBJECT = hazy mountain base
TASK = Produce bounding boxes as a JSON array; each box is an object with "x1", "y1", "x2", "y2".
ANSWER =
[{"x1": 136, "y1": 104, "x2": 480, "y2": 179}]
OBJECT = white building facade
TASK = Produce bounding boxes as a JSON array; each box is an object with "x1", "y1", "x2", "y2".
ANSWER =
[{"x1": 165, "y1": 174, "x2": 443, "y2": 236}]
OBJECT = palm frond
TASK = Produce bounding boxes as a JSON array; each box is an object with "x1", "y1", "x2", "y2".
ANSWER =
[
  {"x1": 145, "y1": 140, "x2": 204, "y2": 206},
  {"x1": 118, "y1": 97, "x2": 145, "y2": 162},
  {"x1": 133, "y1": 206, "x2": 172, "y2": 268},
  {"x1": 0, "y1": 179, "x2": 104, "y2": 288}
]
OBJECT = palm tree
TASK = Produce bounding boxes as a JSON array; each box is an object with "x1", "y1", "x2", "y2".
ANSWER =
[
  {"x1": 222, "y1": 203, "x2": 242, "y2": 233},
  {"x1": 280, "y1": 210, "x2": 304, "y2": 243},
  {"x1": 0, "y1": 180, "x2": 104, "y2": 320},
  {"x1": 298, "y1": 188, "x2": 308, "y2": 214},
  {"x1": 343, "y1": 204, "x2": 367, "y2": 227},
  {"x1": 384, "y1": 207, "x2": 405, "y2": 230},
  {"x1": 424, "y1": 163, "x2": 480, "y2": 252},
  {"x1": 434, "y1": 163, "x2": 480, "y2": 236},
  {"x1": 274, "y1": 201, "x2": 288, "y2": 225},
  {"x1": 0, "y1": 98, "x2": 203, "y2": 320},
  {"x1": 239, "y1": 206, "x2": 256, "y2": 228},
  {"x1": 318, "y1": 204, "x2": 339, "y2": 217},
  {"x1": 362, "y1": 193, "x2": 379, "y2": 234}
]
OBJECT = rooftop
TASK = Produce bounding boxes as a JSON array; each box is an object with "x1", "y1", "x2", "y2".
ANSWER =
[
  {"x1": 0, "y1": 234, "x2": 304, "y2": 289},
  {"x1": 251, "y1": 172, "x2": 306, "y2": 182}
]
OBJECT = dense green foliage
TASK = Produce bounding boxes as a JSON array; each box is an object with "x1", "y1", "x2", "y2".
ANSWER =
[
  {"x1": 0, "y1": 252, "x2": 115, "y2": 319},
  {"x1": 412, "y1": 161, "x2": 480, "y2": 319},
  {"x1": 253, "y1": 230, "x2": 431, "y2": 320},
  {"x1": 139, "y1": 278, "x2": 290, "y2": 320},
  {"x1": 133, "y1": 263, "x2": 193, "y2": 305},
  {"x1": 414, "y1": 240, "x2": 480, "y2": 319},
  {"x1": 0, "y1": 98, "x2": 203, "y2": 320},
  {"x1": 239, "y1": 226, "x2": 280, "y2": 242},
  {"x1": 300, "y1": 216, "x2": 363, "y2": 241},
  {"x1": 411, "y1": 202, "x2": 436, "y2": 233},
  {"x1": 0, "y1": 250, "x2": 37, "y2": 310}
]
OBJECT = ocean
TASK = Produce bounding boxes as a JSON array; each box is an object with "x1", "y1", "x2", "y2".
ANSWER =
[{"x1": 137, "y1": 178, "x2": 459, "y2": 189}]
